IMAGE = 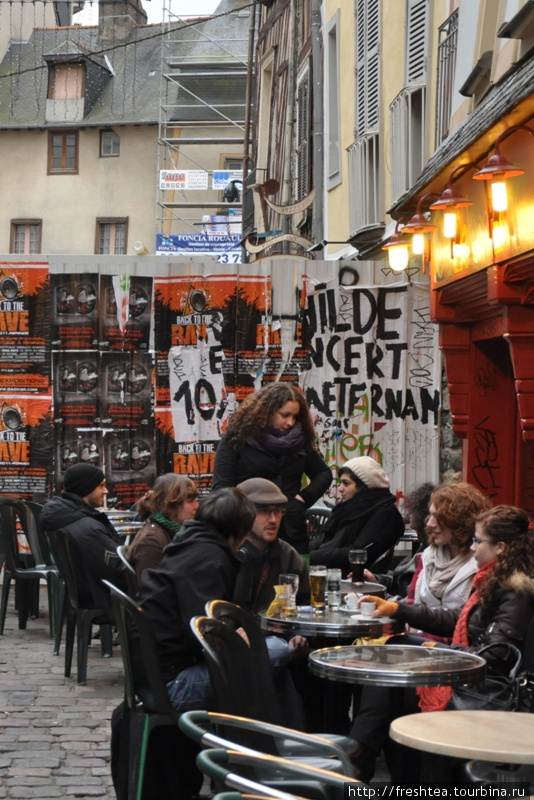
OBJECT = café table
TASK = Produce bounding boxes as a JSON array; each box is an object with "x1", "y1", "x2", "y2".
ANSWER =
[
  {"x1": 259, "y1": 606, "x2": 405, "y2": 643},
  {"x1": 308, "y1": 643, "x2": 486, "y2": 686},
  {"x1": 390, "y1": 709, "x2": 534, "y2": 781}
]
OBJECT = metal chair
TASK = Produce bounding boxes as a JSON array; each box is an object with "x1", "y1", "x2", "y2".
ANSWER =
[
  {"x1": 0, "y1": 496, "x2": 59, "y2": 637},
  {"x1": 195, "y1": 747, "x2": 363, "y2": 800},
  {"x1": 179, "y1": 708, "x2": 355, "y2": 776},
  {"x1": 116, "y1": 544, "x2": 138, "y2": 596},
  {"x1": 45, "y1": 528, "x2": 112, "y2": 684}
]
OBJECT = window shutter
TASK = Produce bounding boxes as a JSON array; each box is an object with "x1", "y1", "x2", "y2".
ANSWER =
[
  {"x1": 406, "y1": 0, "x2": 428, "y2": 85},
  {"x1": 296, "y1": 71, "x2": 310, "y2": 200},
  {"x1": 355, "y1": 0, "x2": 380, "y2": 138}
]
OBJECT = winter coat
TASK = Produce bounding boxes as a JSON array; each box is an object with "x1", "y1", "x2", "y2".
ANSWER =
[
  {"x1": 40, "y1": 492, "x2": 127, "y2": 616},
  {"x1": 126, "y1": 519, "x2": 174, "y2": 581},
  {"x1": 212, "y1": 436, "x2": 332, "y2": 553},
  {"x1": 233, "y1": 537, "x2": 311, "y2": 614},
  {"x1": 135, "y1": 519, "x2": 241, "y2": 683},
  {"x1": 309, "y1": 487, "x2": 404, "y2": 576},
  {"x1": 392, "y1": 571, "x2": 534, "y2": 674}
]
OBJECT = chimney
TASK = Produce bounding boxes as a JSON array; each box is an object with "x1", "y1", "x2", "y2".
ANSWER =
[{"x1": 98, "y1": 0, "x2": 147, "y2": 44}]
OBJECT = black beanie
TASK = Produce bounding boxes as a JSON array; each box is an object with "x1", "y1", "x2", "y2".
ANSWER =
[{"x1": 63, "y1": 464, "x2": 105, "y2": 498}]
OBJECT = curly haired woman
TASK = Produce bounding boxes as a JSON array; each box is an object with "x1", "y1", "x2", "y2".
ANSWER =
[
  {"x1": 212, "y1": 383, "x2": 331, "y2": 554},
  {"x1": 127, "y1": 474, "x2": 199, "y2": 580},
  {"x1": 352, "y1": 504, "x2": 534, "y2": 782}
]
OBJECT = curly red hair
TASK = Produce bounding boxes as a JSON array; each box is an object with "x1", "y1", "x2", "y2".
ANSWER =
[{"x1": 428, "y1": 482, "x2": 492, "y2": 555}]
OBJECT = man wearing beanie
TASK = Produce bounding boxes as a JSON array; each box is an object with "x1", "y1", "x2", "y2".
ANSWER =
[
  {"x1": 309, "y1": 456, "x2": 404, "y2": 576},
  {"x1": 40, "y1": 464, "x2": 127, "y2": 616}
]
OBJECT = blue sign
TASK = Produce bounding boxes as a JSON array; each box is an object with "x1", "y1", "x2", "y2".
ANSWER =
[{"x1": 155, "y1": 233, "x2": 242, "y2": 263}]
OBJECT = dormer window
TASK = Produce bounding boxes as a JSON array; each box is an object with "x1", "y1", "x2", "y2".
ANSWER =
[{"x1": 48, "y1": 62, "x2": 85, "y2": 100}]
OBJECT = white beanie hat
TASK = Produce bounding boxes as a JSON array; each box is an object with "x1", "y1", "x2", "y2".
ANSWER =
[{"x1": 341, "y1": 456, "x2": 390, "y2": 489}]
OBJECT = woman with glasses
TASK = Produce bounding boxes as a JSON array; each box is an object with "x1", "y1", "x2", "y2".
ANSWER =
[
  {"x1": 127, "y1": 473, "x2": 199, "y2": 580},
  {"x1": 212, "y1": 383, "x2": 331, "y2": 555},
  {"x1": 351, "y1": 504, "x2": 534, "y2": 782}
]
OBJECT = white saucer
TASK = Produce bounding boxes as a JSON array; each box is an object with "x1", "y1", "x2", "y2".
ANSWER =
[{"x1": 339, "y1": 605, "x2": 360, "y2": 614}]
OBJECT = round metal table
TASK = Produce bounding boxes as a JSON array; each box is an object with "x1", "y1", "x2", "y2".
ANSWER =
[
  {"x1": 308, "y1": 644, "x2": 487, "y2": 686},
  {"x1": 259, "y1": 606, "x2": 405, "y2": 642}
]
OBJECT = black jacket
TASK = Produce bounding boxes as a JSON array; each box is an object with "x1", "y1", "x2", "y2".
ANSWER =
[
  {"x1": 309, "y1": 487, "x2": 404, "y2": 576},
  {"x1": 392, "y1": 571, "x2": 534, "y2": 674},
  {"x1": 40, "y1": 492, "x2": 127, "y2": 615},
  {"x1": 135, "y1": 519, "x2": 241, "y2": 682},
  {"x1": 233, "y1": 538, "x2": 311, "y2": 614},
  {"x1": 212, "y1": 437, "x2": 332, "y2": 553}
]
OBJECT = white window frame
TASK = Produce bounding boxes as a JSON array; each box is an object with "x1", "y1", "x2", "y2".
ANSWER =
[{"x1": 326, "y1": 11, "x2": 341, "y2": 190}]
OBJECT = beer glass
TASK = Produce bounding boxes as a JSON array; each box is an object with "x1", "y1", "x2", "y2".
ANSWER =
[
  {"x1": 327, "y1": 568, "x2": 342, "y2": 610},
  {"x1": 279, "y1": 573, "x2": 299, "y2": 616},
  {"x1": 309, "y1": 565, "x2": 327, "y2": 612},
  {"x1": 349, "y1": 548, "x2": 367, "y2": 585}
]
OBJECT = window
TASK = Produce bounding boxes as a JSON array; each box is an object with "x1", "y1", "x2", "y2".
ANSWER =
[
  {"x1": 348, "y1": 134, "x2": 380, "y2": 235},
  {"x1": 390, "y1": 87, "x2": 426, "y2": 202},
  {"x1": 96, "y1": 219, "x2": 128, "y2": 255},
  {"x1": 48, "y1": 63, "x2": 85, "y2": 100},
  {"x1": 435, "y1": 9, "x2": 459, "y2": 146},
  {"x1": 10, "y1": 220, "x2": 42, "y2": 254},
  {"x1": 327, "y1": 13, "x2": 341, "y2": 189},
  {"x1": 100, "y1": 130, "x2": 120, "y2": 157},
  {"x1": 48, "y1": 131, "x2": 78, "y2": 174}
]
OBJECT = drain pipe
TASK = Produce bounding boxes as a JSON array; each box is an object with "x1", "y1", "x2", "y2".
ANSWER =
[{"x1": 311, "y1": 0, "x2": 324, "y2": 246}]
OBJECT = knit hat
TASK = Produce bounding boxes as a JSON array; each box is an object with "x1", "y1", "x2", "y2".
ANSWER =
[
  {"x1": 63, "y1": 464, "x2": 105, "y2": 498},
  {"x1": 341, "y1": 456, "x2": 390, "y2": 489},
  {"x1": 237, "y1": 478, "x2": 288, "y2": 505}
]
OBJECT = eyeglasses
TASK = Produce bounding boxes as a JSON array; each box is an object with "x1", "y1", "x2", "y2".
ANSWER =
[
  {"x1": 255, "y1": 505, "x2": 286, "y2": 517},
  {"x1": 472, "y1": 536, "x2": 492, "y2": 545}
]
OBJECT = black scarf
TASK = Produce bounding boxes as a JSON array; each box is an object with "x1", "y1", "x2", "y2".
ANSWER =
[{"x1": 322, "y1": 487, "x2": 395, "y2": 537}]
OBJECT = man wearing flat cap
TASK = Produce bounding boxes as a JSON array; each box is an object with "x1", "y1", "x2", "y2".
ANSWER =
[{"x1": 40, "y1": 463, "x2": 127, "y2": 615}]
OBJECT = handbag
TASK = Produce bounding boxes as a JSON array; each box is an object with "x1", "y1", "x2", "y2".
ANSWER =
[{"x1": 448, "y1": 642, "x2": 528, "y2": 712}]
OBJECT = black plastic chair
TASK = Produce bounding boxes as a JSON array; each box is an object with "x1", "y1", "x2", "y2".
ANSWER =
[
  {"x1": 45, "y1": 528, "x2": 112, "y2": 684},
  {"x1": 305, "y1": 506, "x2": 331, "y2": 551},
  {"x1": 205, "y1": 600, "x2": 356, "y2": 757},
  {"x1": 103, "y1": 579, "x2": 179, "y2": 800},
  {"x1": 195, "y1": 747, "x2": 362, "y2": 800},
  {"x1": 116, "y1": 544, "x2": 138, "y2": 596},
  {"x1": 0, "y1": 496, "x2": 59, "y2": 637}
]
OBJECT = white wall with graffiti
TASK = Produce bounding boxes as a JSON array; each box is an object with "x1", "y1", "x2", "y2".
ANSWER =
[{"x1": 0, "y1": 254, "x2": 440, "y2": 508}]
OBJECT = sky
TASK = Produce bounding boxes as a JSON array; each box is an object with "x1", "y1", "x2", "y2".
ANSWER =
[{"x1": 76, "y1": 0, "x2": 221, "y2": 26}]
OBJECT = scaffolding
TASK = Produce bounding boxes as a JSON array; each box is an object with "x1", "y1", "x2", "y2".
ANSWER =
[{"x1": 156, "y1": 0, "x2": 251, "y2": 239}]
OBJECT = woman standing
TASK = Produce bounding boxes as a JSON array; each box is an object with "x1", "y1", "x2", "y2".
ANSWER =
[
  {"x1": 212, "y1": 383, "x2": 331, "y2": 554},
  {"x1": 127, "y1": 474, "x2": 199, "y2": 580},
  {"x1": 309, "y1": 456, "x2": 404, "y2": 575}
]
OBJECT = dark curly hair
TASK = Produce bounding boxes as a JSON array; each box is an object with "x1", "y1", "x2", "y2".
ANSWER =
[
  {"x1": 225, "y1": 383, "x2": 316, "y2": 453},
  {"x1": 405, "y1": 482, "x2": 435, "y2": 544},
  {"x1": 137, "y1": 473, "x2": 198, "y2": 521},
  {"x1": 428, "y1": 482, "x2": 492, "y2": 555},
  {"x1": 476, "y1": 505, "x2": 534, "y2": 611}
]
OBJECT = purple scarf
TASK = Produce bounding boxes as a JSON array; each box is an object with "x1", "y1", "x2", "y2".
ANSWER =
[{"x1": 263, "y1": 422, "x2": 305, "y2": 453}]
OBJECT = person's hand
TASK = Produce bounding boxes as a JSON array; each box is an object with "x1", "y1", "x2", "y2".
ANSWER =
[
  {"x1": 288, "y1": 635, "x2": 310, "y2": 659},
  {"x1": 364, "y1": 568, "x2": 376, "y2": 582},
  {"x1": 359, "y1": 595, "x2": 398, "y2": 618}
]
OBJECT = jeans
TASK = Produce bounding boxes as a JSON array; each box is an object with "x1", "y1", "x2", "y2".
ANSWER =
[{"x1": 166, "y1": 663, "x2": 214, "y2": 712}]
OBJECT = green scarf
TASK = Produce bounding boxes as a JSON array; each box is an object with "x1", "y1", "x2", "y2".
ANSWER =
[{"x1": 149, "y1": 511, "x2": 182, "y2": 535}]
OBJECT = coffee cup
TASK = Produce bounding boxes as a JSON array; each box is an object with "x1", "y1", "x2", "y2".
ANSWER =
[{"x1": 360, "y1": 600, "x2": 376, "y2": 617}]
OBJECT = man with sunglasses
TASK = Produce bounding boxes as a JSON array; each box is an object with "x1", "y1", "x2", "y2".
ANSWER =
[{"x1": 234, "y1": 477, "x2": 310, "y2": 613}]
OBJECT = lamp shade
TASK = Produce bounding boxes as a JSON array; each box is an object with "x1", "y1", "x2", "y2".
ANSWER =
[
  {"x1": 429, "y1": 185, "x2": 473, "y2": 210},
  {"x1": 472, "y1": 151, "x2": 524, "y2": 180}
]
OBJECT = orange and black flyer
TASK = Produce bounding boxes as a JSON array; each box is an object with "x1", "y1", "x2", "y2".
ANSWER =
[
  {"x1": 104, "y1": 428, "x2": 156, "y2": 507},
  {"x1": 53, "y1": 351, "x2": 99, "y2": 427},
  {"x1": 50, "y1": 273, "x2": 99, "y2": 350},
  {"x1": 0, "y1": 395, "x2": 53, "y2": 500}
]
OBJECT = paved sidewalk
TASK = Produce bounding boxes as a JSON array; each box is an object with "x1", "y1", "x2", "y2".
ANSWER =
[{"x1": 0, "y1": 587, "x2": 123, "y2": 799}]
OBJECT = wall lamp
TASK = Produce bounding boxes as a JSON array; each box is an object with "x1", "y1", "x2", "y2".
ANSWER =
[
  {"x1": 382, "y1": 219, "x2": 410, "y2": 272},
  {"x1": 400, "y1": 193, "x2": 439, "y2": 264},
  {"x1": 429, "y1": 163, "x2": 475, "y2": 241},
  {"x1": 472, "y1": 125, "x2": 534, "y2": 212}
]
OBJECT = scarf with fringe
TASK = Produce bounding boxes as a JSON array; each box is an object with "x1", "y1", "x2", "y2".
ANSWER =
[{"x1": 416, "y1": 558, "x2": 496, "y2": 712}]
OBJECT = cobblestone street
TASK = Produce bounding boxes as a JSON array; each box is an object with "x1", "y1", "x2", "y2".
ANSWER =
[{"x1": 0, "y1": 588, "x2": 123, "y2": 799}]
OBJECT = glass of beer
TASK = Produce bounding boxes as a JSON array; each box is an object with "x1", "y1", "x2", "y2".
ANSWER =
[
  {"x1": 349, "y1": 548, "x2": 367, "y2": 585},
  {"x1": 309, "y1": 565, "x2": 327, "y2": 612},
  {"x1": 279, "y1": 573, "x2": 299, "y2": 616}
]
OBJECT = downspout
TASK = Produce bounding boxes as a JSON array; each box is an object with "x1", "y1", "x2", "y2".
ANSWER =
[
  {"x1": 311, "y1": 0, "x2": 324, "y2": 245},
  {"x1": 242, "y1": 1, "x2": 259, "y2": 263},
  {"x1": 282, "y1": 0, "x2": 297, "y2": 248}
]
